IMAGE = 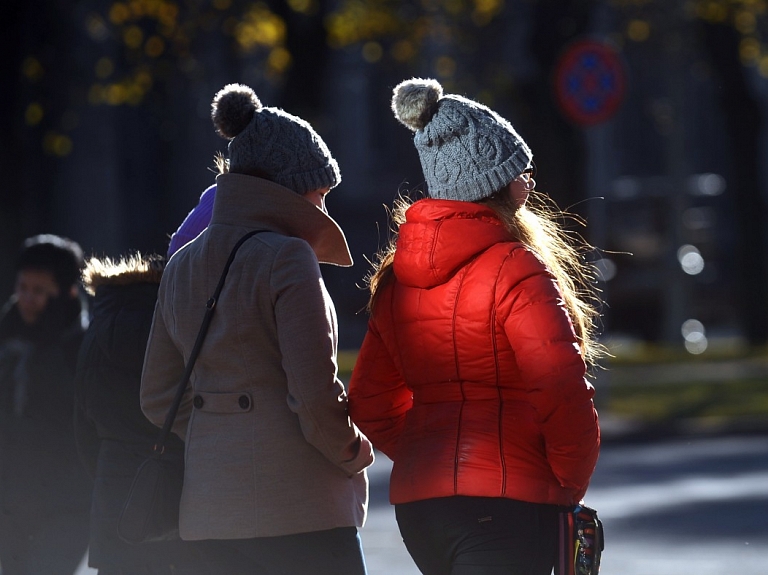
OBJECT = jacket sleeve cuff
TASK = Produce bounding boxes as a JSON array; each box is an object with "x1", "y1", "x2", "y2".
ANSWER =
[{"x1": 339, "y1": 435, "x2": 375, "y2": 476}]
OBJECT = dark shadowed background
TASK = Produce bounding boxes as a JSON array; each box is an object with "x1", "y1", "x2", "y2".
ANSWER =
[{"x1": 3, "y1": 0, "x2": 767, "y2": 360}]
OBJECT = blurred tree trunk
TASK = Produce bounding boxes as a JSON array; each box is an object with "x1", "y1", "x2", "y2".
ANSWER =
[
  {"x1": 0, "y1": 0, "x2": 76, "y2": 291},
  {"x1": 514, "y1": 0, "x2": 594, "y2": 212},
  {"x1": 271, "y1": 0, "x2": 331, "y2": 120},
  {"x1": 0, "y1": 1, "x2": 26, "y2": 293},
  {"x1": 702, "y1": 21, "x2": 768, "y2": 344}
]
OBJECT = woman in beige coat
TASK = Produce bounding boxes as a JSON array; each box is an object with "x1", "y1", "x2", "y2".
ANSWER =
[{"x1": 141, "y1": 84, "x2": 373, "y2": 575}]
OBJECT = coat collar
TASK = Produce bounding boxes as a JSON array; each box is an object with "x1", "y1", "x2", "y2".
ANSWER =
[{"x1": 212, "y1": 173, "x2": 353, "y2": 267}]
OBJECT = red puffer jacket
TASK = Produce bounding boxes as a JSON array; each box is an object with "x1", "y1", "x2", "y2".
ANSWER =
[{"x1": 349, "y1": 199, "x2": 599, "y2": 506}]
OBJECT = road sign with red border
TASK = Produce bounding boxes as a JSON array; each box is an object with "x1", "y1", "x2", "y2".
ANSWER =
[{"x1": 554, "y1": 39, "x2": 626, "y2": 126}]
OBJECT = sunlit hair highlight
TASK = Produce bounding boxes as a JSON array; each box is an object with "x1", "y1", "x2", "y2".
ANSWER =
[
  {"x1": 213, "y1": 150, "x2": 273, "y2": 180},
  {"x1": 214, "y1": 151, "x2": 229, "y2": 175},
  {"x1": 365, "y1": 189, "x2": 604, "y2": 368}
]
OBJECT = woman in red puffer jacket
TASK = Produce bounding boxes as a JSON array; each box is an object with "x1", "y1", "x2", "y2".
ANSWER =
[{"x1": 349, "y1": 78, "x2": 603, "y2": 575}]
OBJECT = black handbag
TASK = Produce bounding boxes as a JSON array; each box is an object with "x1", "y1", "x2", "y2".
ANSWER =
[
  {"x1": 117, "y1": 451, "x2": 185, "y2": 544},
  {"x1": 555, "y1": 503, "x2": 604, "y2": 575},
  {"x1": 118, "y1": 230, "x2": 265, "y2": 544}
]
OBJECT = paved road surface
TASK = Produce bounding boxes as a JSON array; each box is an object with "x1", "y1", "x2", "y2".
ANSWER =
[
  {"x1": 75, "y1": 433, "x2": 768, "y2": 575},
  {"x1": 361, "y1": 433, "x2": 768, "y2": 575},
  {"x1": 584, "y1": 433, "x2": 768, "y2": 575}
]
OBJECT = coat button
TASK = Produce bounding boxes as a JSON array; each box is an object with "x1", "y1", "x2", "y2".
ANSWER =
[
  {"x1": 238, "y1": 395, "x2": 250, "y2": 410},
  {"x1": 193, "y1": 395, "x2": 204, "y2": 409}
]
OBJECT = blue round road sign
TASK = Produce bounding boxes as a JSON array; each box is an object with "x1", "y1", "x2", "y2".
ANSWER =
[{"x1": 554, "y1": 39, "x2": 626, "y2": 126}]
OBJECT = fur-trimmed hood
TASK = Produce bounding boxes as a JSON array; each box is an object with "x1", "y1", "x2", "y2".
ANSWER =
[{"x1": 82, "y1": 254, "x2": 165, "y2": 296}]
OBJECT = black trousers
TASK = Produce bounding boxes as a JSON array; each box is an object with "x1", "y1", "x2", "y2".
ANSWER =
[
  {"x1": 194, "y1": 526, "x2": 367, "y2": 575},
  {"x1": 396, "y1": 496, "x2": 558, "y2": 575}
]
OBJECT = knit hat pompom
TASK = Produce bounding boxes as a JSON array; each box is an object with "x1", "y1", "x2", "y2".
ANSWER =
[
  {"x1": 392, "y1": 78, "x2": 443, "y2": 132},
  {"x1": 212, "y1": 83, "x2": 263, "y2": 140}
]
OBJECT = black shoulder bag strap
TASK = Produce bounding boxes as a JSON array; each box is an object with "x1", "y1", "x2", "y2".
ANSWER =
[{"x1": 152, "y1": 229, "x2": 265, "y2": 453}]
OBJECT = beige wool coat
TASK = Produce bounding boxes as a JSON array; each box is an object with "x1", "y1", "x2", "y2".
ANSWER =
[{"x1": 141, "y1": 173, "x2": 373, "y2": 541}]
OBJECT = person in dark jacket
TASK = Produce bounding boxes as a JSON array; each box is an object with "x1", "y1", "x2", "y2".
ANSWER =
[
  {"x1": 74, "y1": 250, "x2": 219, "y2": 574},
  {"x1": 0, "y1": 234, "x2": 92, "y2": 575},
  {"x1": 73, "y1": 174, "x2": 220, "y2": 573}
]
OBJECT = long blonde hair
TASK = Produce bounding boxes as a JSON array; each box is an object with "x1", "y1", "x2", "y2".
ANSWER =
[{"x1": 365, "y1": 190, "x2": 604, "y2": 367}]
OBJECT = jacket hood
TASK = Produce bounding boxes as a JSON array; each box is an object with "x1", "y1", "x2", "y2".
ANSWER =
[
  {"x1": 393, "y1": 199, "x2": 510, "y2": 288},
  {"x1": 82, "y1": 254, "x2": 165, "y2": 296},
  {"x1": 211, "y1": 173, "x2": 353, "y2": 267}
]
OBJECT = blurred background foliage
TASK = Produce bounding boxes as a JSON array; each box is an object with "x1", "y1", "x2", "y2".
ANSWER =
[{"x1": 4, "y1": 0, "x2": 768, "y2": 381}]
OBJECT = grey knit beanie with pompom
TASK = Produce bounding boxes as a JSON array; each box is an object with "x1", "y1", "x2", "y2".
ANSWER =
[
  {"x1": 211, "y1": 83, "x2": 340, "y2": 194},
  {"x1": 391, "y1": 78, "x2": 532, "y2": 202}
]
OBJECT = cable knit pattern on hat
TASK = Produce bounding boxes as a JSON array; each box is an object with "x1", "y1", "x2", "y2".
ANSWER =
[
  {"x1": 392, "y1": 78, "x2": 532, "y2": 202},
  {"x1": 211, "y1": 83, "x2": 340, "y2": 195}
]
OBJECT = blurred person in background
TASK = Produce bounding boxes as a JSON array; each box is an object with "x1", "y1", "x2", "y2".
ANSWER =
[
  {"x1": 140, "y1": 83, "x2": 373, "y2": 574},
  {"x1": 74, "y1": 244, "x2": 216, "y2": 573},
  {"x1": 348, "y1": 78, "x2": 603, "y2": 575},
  {"x1": 0, "y1": 234, "x2": 92, "y2": 575}
]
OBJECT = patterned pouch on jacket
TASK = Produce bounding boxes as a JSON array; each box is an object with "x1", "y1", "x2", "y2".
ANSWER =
[{"x1": 555, "y1": 503, "x2": 604, "y2": 575}]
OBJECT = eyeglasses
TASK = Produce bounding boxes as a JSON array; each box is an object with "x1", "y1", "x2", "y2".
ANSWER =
[
  {"x1": 522, "y1": 161, "x2": 536, "y2": 179},
  {"x1": 518, "y1": 163, "x2": 536, "y2": 190}
]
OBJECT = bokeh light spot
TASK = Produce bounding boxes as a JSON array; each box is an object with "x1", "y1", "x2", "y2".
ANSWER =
[
  {"x1": 145, "y1": 35, "x2": 165, "y2": 57},
  {"x1": 594, "y1": 258, "x2": 617, "y2": 282},
  {"x1": 106, "y1": 83, "x2": 128, "y2": 105},
  {"x1": 22, "y1": 57, "x2": 44, "y2": 82},
  {"x1": 687, "y1": 172, "x2": 726, "y2": 196},
  {"x1": 391, "y1": 40, "x2": 415, "y2": 62},
  {"x1": 435, "y1": 55, "x2": 456, "y2": 78},
  {"x1": 235, "y1": 6, "x2": 286, "y2": 51},
  {"x1": 362, "y1": 41, "x2": 383, "y2": 63},
  {"x1": 288, "y1": 0, "x2": 317, "y2": 15},
  {"x1": 472, "y1": 0, "x2": 501, "y2": 24},
  {"x1": 109, "y1": 2, "x2": 130, "y2": 25},
  {"x1": 86, "y1": 14, "x2": 110, "y2": 42},
  {"x1": 267, "y1": 47, "x2": 291, "y2": 73},
  {"x1": 95, "y1": 57, "x2": 114, "y2": 79},
  {"x1": 735, "y1": 10, "x2": 757, "y2": 35},
  {"x1": 124, "y1": 25, "x2": 144, "y2": 49},
  {"x1": 739, "y1": 37, "x2": 760, "y2": 64},
  {"x1": 759, "y1": 55, "x2": 768, "y2": 77},
  {"x1": 25, "y1": 103, "x2": 44, "y2": 126},
  {"x1": 158, "y1": 2, "x2": 179, "y2": 27},
  {"x1": 627, "y1": 19, "x2": 650, "y2": 42},
  {"x1": 135, "y1": 69, "x2": 153, "y2": 89},
  {"x1": 43, "y1": 132, "x2": 73, "y2": 157},
  {"x1": 697, "y1": 1, "x2": 728, "y2": 23},
  {"x1": 678, "y1": 244, "x2": 705, "y2": 275},
  {"x1": 682, "y1": 319, "x2": 707, "y2": 355}
]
